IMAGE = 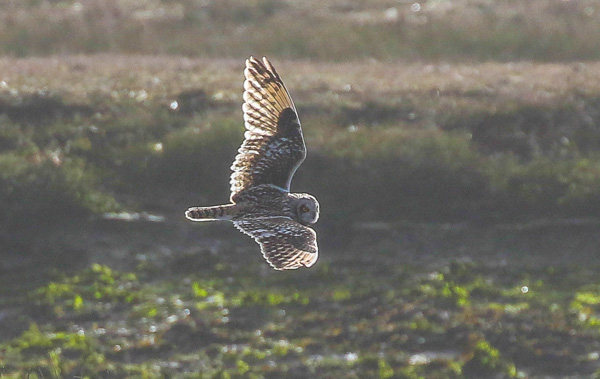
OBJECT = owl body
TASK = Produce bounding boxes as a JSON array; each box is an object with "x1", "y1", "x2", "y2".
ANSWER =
[
  {"x1": 185, "y1": 57, "x2": 320, "y2": 270},
  {"x1": 232, "y1": 184, "x2": 295, "y2": 220},
  {"x1": 186, "y1": 184, "x2": 319, "y2": 225}
]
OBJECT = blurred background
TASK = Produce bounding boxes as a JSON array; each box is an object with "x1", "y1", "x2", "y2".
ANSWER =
[{"x1": 2, "y1": 0, "x2": 600, "y2": 378}]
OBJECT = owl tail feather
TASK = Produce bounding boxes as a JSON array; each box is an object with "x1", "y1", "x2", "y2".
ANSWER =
[{"x1": 185, "y1": 204, "x2": 238, "y2": 221}]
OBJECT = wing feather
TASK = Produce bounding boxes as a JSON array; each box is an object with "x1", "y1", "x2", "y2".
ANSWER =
[
  {"x1": 234, "y1": 217, "x2": 318, "y2": 270},
  {"x1": 230, "y1": 57, "x2": 306, "y2": 201}
]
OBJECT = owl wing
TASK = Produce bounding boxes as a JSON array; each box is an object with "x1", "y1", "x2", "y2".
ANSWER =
[
  {"x1": 230, "y1": 56, "x2": 306, "y2": 202},
  {"x1": 233, "y1": 217, "x2": 318, "y2": 270}
]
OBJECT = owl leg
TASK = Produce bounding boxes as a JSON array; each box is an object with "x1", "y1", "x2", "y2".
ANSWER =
[{"x1": 185, "y1": 204, "x2": 239, "y2": 221}]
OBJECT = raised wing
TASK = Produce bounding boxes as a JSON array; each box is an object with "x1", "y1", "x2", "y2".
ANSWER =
[
  {"x1": 230, "y1": 56, "x2": 306, "y2": 202},
  {"x1": 234, "y1": 217, "x2": 318, "y2": 270}
]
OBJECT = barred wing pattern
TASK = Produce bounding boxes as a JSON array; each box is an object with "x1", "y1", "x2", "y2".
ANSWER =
[
  {"x1": 234, "y1": 218, "x2": 318, "y2": 270},
  {"x1": 230, "y1": 56, "x2": 306, "y2": 202}
]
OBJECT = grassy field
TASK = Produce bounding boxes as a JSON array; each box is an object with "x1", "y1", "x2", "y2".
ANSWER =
[
  {"x1": 1, "y1": 55, "x2": 600, "y2": 378},
  {"x1": 2, "y1": 56, "x2": 600, "y2": 224},
  {"x1": 1, "y1": 0, "x2": 600, "y2": 61},
  {"x1": 2, "y1": 219, "x2": 600, "y2": 378},
  {"x1": 2, "y1": 1, "x2": 600, "y2": 376}
]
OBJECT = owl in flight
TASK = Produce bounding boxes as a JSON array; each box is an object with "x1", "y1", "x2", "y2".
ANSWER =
[{"x1": 185, "y1": 57, "x2": 320, "y2": 270}]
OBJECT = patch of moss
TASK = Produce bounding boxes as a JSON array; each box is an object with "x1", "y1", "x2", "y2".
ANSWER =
[{"x1": 34, "y1": 264, "x2": 139, "y2": 311}]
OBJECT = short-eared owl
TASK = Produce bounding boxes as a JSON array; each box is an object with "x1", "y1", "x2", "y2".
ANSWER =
[{"x1": 185, "y1": 57, "x2": 320, "y2": 270}]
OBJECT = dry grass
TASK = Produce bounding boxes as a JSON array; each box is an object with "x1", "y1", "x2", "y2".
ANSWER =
[
  {"x1": 1, "y1": 0, "x2": 599, "y2": 61},
  {"x1": 2, "y1": 55, "x2": 600, "y2": 113}
]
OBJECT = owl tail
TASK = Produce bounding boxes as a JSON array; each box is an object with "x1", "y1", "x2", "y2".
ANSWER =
[{"x1": 185, "y1": 204, "x2": 238, "y2": 221}]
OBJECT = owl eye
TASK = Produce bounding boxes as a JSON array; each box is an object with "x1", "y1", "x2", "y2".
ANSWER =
[{"x1": 300, "y1": 205, "x2": 310, "y2": 213}]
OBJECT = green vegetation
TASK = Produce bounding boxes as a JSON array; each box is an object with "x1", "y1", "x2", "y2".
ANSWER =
[{"x1": 4, "y1": 259, "x2": 600, "y2": 378}]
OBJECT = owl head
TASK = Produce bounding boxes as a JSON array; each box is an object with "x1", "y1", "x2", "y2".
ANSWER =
[{"x1": 291, "y1": 193, "x2": 320, "y2": 225}]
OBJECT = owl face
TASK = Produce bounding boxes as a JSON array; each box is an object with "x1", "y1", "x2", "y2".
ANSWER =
[{"x1": 295, "y1": 194, "x2": 320, "y2": 225}]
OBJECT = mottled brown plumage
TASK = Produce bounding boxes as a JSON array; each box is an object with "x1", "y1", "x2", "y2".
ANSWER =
[{"x1": 185, "y1": 57, "x2": 320, "y2": 270}]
